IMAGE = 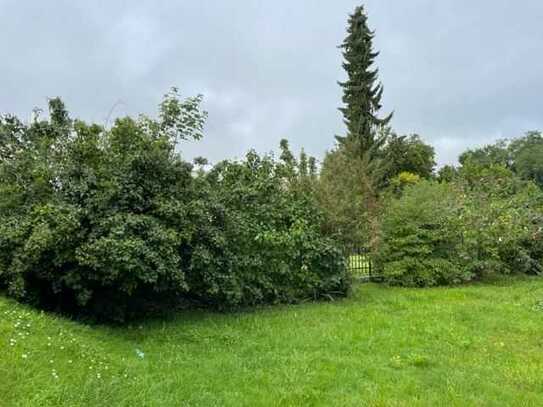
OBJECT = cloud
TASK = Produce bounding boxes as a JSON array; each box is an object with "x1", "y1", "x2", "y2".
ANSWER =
[{"x1": 1, "y1": 0, "x2": 542, "y2": 166}]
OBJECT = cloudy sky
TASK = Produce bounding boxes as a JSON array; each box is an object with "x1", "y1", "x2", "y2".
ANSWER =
[{"x1": 1, "y1": 1, "x2": 542, "y2": 166}]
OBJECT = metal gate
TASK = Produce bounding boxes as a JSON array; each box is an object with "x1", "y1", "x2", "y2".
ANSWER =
[{"x1": 345, "y1": 245, "x2": 373, "y2": 282}]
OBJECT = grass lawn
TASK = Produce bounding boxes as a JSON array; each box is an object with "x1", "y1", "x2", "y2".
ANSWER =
[{"x1": 1, "y1": 277, "x2": 543, "y2": 406}]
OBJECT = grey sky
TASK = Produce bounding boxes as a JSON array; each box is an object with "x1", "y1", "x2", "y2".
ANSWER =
[{"x1": 1, "y1": 1, "x2": 542, "y2": 166}]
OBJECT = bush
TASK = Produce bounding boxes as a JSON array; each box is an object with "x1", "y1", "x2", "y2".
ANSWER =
[
  {"x1": 458, "y1": 165, "x2": 543, "y2": 277},
  {"x1": 375, "y1": 181, "x2": 470, "y2": 286},
  {"x1": 188, "y1": 151, "x2": 349, "y2": 307},
  {"x1": 0, "y1": 91, "x2": 348, "y2": 321},
  {"x1": 376, "y1": 170, "x2": 543, "y2": 287},
  {"x1": 388, "y1": 171, "x2": 421, "y2": 195}
]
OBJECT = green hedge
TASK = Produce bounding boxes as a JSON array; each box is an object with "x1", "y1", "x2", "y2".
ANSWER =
[
  {"x1": 375, "y1": 181, "x2": 469, "y2": 286},
  {"x1": 376, "y1": 173, "x2": 543, "y2": 287},
  {"x1": 0, "y1": 91, "x2": 348, "y2": 321}
]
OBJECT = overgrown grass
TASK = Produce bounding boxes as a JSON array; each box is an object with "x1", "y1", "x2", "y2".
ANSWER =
[{"x1": 2, "y1": 276, "x2": 543, "y2": 406}]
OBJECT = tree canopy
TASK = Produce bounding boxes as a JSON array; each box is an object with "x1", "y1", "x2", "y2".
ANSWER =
[{"x1": 336, "y1": 5, "x2": 392, "y2": 155}]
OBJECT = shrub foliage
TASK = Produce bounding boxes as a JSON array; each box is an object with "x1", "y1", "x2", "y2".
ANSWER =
[
  {"x1": 0, "y1": 91, "x2": 348, "y2": 320},
  {"x1": 375, "y1": 181, "x2": 468, "y2": 286},
  {"x1": 376, "y1": 170, "x2": 543, "y2": 287}
]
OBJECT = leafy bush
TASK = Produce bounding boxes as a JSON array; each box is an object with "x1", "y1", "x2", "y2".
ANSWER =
[
  {"x1": 317, "y1": 148, "x2": 369, "y2": 246},
  {"x1": 188, "y1": 151, "x2": 349, "y2": 308},
  {"x1": 0, "y1": 91, "x2": 348, "y2": 320},
  {"x1": 376, "y1": 170, "x2": 543, "y2": 287},
  {"x1": 375, "y1": 181, "x2": 470, "y2": 286},
  {"x1": 457, "y1": 165, "x2": 543, "y2": 277},
  {"x1": 388, "y1": 171, "x2": 421, "y2": 195}
]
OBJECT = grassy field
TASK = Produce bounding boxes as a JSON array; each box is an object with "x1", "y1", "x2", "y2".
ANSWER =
[{"x1": 2, "y1": 277, "x2": 543, "y2": 406}]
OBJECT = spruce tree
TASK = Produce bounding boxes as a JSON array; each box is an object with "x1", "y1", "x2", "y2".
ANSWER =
[{"x1": 336, "y1": 5, "x2": 392, "y2": 154}]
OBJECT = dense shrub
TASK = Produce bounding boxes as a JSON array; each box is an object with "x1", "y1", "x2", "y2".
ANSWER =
[
  {"x1": 0, "y1": 91, "x2": 348, "y2": 320},
  {"x1": 375, "y1": 181, "x2": 470, "y2": 286},
  {"x1": 317, "y1": 148, "x2": 369, "y2": 246},
  {"x1": 458, "y1": 165, "x2": 543, "y2": 277},
  {"x1": 187, "y1": 151, "x2": 349, "y2": 308},
  {"x1": 388, "y1": 171, "x2": 421, "y2": 196},
  {"x1": 376, "y1": 169, "x2": 543, "y2": 287}
]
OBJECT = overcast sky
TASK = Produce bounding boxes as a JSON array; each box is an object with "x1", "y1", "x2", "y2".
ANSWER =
[{"x1": 1, "y1": 1, "x2": 542, "y2": 166}]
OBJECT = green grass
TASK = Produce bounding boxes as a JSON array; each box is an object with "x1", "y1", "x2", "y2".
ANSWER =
[{"x1": 2, "y1": 277, "x2": 543, "y2": 406}]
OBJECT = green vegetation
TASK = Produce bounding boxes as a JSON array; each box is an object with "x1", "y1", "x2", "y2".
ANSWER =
[
  {"x1": 376, "y1": 181, "x2": 468, "y2": 286},
  {"x1": 1, "y1": 3, "x2": 543, "y2": 404},
  {"x1": 2, "y1": 276, "x2": 543, "y2": 406},
  {"x1": 320, "y1": 6, "x2": 436, "y2": 248},
  {"x1": 459, "y1": 131, "x2": 543, "y2": 188},
  {"x1": 381, "y1": 134, "x2": 436, "y2": 183},
  {"x1": 0, "y1": 91, "x2": 347, "y2": 322},
  {"x1": 376, "y1": 174, "x2": 543, "y2": 286},
  {"x1": 335, "y1": 5, "x2": 392, "y2": 151}
]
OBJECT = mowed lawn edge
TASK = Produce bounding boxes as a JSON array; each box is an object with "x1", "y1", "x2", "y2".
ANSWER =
[{"x1": 1, "y1": 276, "x2": 543, "y2": 406}]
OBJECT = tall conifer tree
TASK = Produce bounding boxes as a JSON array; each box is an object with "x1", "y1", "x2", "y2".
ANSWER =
[{"x1": 336, "y1": 5, "x2": 392, "y2": 154}]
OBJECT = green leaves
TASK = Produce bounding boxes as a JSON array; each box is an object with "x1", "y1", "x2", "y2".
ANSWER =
[
  {"x1": 376, "y1": 181, "x2": 468, "y2": 287},
  {"x1": 157, "y1": 87, "x2": 207, "y2": 143},
  {"x1": 459, "y1": 131, "x2": 543, "y2": 189},
  {"x1": 0, "y1": 92, "x2": 347, "y2": 321},
  {"x1": 382, "y1": 133, "x2": 436, "y2": 183},
  {"x1": 377, "y1": 176, "x2": 543, "y2": 287},
  {"x1": 188, "y1": 149, "x2": 349, "y2": 308},
  {"x1": 0, "y1": 90, "x2": 206, "y2": 320},
  {"x1": 337, "y1": 6, "x2": 392, "y2": 153},
  {"x1": 76, "y1": 214, "x2": 186, "y2": 296}
]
